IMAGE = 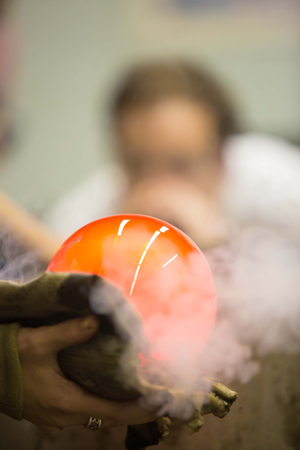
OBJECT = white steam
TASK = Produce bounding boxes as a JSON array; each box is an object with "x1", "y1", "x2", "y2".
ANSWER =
[
  {"x1": 90, "y1": 278, "x2": 214, "y2": 420},
  {"x1": 0, "y1": 227, "x2": 44, "y2": 282},
  {"x1": 3, "y1": 219, "x2": 299, "y2": 417},
  {"x1": 90, "y1": 225, "x2": 300, "y2": 415},
  {"x1": 201, "y1": 226, "x2": 300, "y2": 384}
]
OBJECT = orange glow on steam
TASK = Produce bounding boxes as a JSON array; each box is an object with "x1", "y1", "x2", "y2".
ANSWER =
[{"x1": 47, "y1": 215, "x2": 217, "y2": 360}]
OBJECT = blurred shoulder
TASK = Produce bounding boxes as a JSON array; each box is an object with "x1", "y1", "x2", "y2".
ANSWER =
[
  {"x1": 223, "y1": 133, "x2": 300, "y2": 172},
  {"x1": 222, "y1": 133, "x2": 300, "y2": 229}
]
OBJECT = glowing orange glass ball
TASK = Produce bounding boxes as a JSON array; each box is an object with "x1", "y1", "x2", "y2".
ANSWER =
[{"x1": 48, "y1": 215, "x2": 217, "y2": 360}]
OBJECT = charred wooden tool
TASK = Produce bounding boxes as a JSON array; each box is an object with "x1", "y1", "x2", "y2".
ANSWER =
[{"x1": 0, "y1": 272, "x2": 237, "y2": 448}]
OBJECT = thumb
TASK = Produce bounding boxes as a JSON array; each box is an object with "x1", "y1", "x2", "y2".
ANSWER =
[{"x1": 37, "y1": 315, "x2": 99, "y2": 355}]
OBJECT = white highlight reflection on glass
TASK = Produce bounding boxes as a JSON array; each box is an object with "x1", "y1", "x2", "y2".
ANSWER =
[
  {"x1": 129, "y1": 280, "x2": 136, "y2": 296},
  {"x1": 160, "y1": 226, "x2": 169, "y2": 233},
  {"x1": 139, "y1": 250, "x2": 147, "y2": 265},
  {"x1": 134, "y1": 264, "x2": 141, "y2": 281},
  {"x1": 145, "y1": 231, "x2": 160, "y2": 251},
  {"x1": 130, "y1": 226, "x2": 169, "y2": 296},
  {"x1": 117, "y1": 219, "x2": 130, "y2": 236},
  {"x1": 162, "y1": 254, "x2": 178, "y2": 268}
]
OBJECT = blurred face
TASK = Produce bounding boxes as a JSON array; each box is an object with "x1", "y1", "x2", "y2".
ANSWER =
[{"x1": 116, "y1": 98, "x2": 223, "y2": 194}]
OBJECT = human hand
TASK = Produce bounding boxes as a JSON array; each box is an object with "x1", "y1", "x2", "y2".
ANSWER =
[{"x1": 17, "y1": 316, "x2": 157, "y2": 432}]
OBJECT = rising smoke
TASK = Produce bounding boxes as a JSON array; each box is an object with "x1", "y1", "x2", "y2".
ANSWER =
[
  {"x1": 201, "y1": 226, "x2": 300, "y2": 384},
  {"x1": 91, "y1": 225, "x2": 300, "y2": 406},
  {"x1": 2, "y1": 221, "x2": 300, "y2": 419},
  {"x1": 0, "y1": 227, "x2": 45, "y2": 282}
]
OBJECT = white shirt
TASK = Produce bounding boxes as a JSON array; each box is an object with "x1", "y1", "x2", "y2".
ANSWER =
[
  {"x1": 45, "y1": 133, "x2": 300, "y2": 240},
  {"x1": 45, "y1": 164, "x2": 128, "y2": 240},
  {"x1": 223, "y1": 133, "x2": 300, "y2": 234}
]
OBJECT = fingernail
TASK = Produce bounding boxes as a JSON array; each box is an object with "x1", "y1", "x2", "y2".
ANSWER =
[{"x1": 80, "y1": 316, "x2": 97, "y2": 331}]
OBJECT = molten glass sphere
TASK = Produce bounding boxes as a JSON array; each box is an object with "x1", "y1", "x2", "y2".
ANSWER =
[{"x1": 48, "y1": 215, "x2": 217, "y2": 360}]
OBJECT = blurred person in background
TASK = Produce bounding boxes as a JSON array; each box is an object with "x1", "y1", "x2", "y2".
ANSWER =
[{"x1": 46, "y1": 61, "x2": 300, "y2": 248}]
